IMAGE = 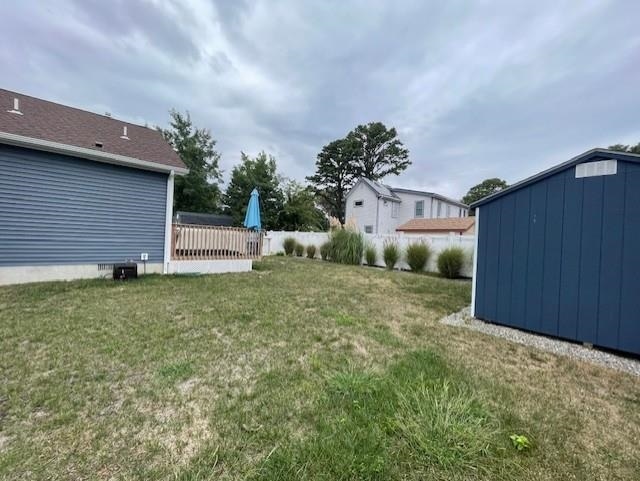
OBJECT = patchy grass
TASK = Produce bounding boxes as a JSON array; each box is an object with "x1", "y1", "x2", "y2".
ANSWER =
[{"x1": 0, "y1": 257, "x2": 638, "y2": 480}]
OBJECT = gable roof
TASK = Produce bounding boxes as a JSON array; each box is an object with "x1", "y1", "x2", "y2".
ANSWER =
[
  {"x1": 396, "y1": 217, "x2": 475, "y2": 233},
  {"x1": 470, "y1": 148, "x2": 640, "y2": 208},
  {"x1": 348, "y1": 177, "x2": 468, "y2": 208},
  {"x1": 348, "y1": 177, "x2": 401, "y2": 201},
  {"x1": 0, "y1": 88, "x2": 187, "y2": 174}
]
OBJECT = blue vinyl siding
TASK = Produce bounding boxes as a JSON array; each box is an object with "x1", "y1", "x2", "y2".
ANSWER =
[
  {"x1": 0, "y1": 144, "x2": 168, "y2": 266},
  {"x1": 475, "y1": 157, "x2": 640, "y2": 356}
]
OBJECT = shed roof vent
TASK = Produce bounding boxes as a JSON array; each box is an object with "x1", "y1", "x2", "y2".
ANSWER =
[
  {"x1": 120, "y1": 125, "x2": 130, "y2": 140},
  {"x1": 94, "y1": 141, "x2": 104, "y2": 148},
  {"x1": 7, "y1": 98, "x2": 23, "y2": 115},
  {"x1": 575, "y1": 159, "x2": 617, "y2": 178}
]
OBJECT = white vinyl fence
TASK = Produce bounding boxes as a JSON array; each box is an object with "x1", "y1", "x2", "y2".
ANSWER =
[{"x1": 264, "y1": 231, "x2": 475, "y2": 277}]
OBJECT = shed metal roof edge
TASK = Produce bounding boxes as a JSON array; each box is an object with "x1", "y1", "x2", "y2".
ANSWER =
[{"x1": 470, "y1": 148, "x2": 640, "y2": 208}]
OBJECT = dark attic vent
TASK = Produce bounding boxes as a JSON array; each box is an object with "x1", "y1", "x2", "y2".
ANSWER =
[{"x1": 94, "y1": 141, "x2": 103, "y2": 148}]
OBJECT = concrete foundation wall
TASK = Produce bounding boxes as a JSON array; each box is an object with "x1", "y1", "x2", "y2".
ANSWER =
[{"x1": 0, "y1": 262, "x2": 163, "y2": 286}]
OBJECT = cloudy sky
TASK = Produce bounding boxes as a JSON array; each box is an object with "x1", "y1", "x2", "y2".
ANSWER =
[{"x1": 1, "y1": 0, "x2": 639, "y2": 199}]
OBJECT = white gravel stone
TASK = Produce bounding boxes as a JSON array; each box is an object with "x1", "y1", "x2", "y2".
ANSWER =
[{"x1": 441, "y1": 306, "x2": 640, "y2": 377}]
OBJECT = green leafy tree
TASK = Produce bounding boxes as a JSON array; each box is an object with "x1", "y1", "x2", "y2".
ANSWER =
[
  {"x1": 349, "y1": 122, "x2": 411, "y2": 180},
  {"x1": 608, "y1": 142, "x2": 640, "y2": 154},
  {"x1": 161, "y1": 110, "x2": 222, "y2": 213},
  {"x1": 224, "y1": 151, "x2": 284, "y2": 230},
  {"x1": 462, "y1": 178, "x2": 508, "y2": 207},
  {"x1": 306, "y1": 139, "x2": 357, "y2": 224},
  {"x1": 278, "y1": 181, "x2": 328, "y2": 231}
]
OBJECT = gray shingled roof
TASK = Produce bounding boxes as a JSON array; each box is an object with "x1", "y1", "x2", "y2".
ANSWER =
[
  {"x1": 0, "y1": 88, "x2": 185, "y2": 170},
  {"x1": 360, "y1": 178, "x2": 401, "y2": 201}
]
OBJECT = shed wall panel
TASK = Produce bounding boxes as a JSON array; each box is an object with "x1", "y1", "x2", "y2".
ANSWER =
[
  {"x1": 619, "y1": 165, "x2": 640, "y2": 354},
  {"x1": 540, "y1": 175, "x2": 565, "y2": 336},
  {"x1": 577, "y1": 177, "x2": 604, "y2": 344}
]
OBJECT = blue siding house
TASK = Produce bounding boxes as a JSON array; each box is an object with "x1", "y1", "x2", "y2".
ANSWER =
[
  {"x1": 471, "y1": 149, "x2": 640, "y2": 356},
  {"x1": 0, "y1": 88, "x2": 187, "y2": 285}
]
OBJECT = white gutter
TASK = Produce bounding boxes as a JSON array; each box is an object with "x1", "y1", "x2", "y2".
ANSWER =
[
  {"x1": 470, "y1": 207, "x2": 480, "y2": 317},
  {"x1": 0, "y1": 131, "x2": 188, "y2": 175}
]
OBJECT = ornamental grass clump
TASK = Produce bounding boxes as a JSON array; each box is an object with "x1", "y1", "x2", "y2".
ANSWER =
[
  {"x1": 328, "y1": 228, "x2": 364, "y2": 265},
  {"x1": 320, "y1": 241, "x2": 331, "y2": 261},
  {"x1": 405, "y1": 242, "x2": 431, "y2": 273},
  {"x1": 283, "y1": 237, "x2": 296, "y2": 256},
  {"x1": 382, "y1": 241, "x2": 401, "y2": 270},
  {"x1": 294, "y1": 242, "x2": 305, "y2": 257},
  {"x1": 437, "y1": 247, "x2": 466, "y2": 278},
  {"x1": 364, "y1": 244, "x2": 377, "y2": 266},
  {"x1": 306, "y1": 244, "x2": 317, "y2": 259}
]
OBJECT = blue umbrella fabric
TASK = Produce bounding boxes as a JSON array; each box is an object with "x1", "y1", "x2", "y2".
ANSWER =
[{"x1": 243, "y1": 188, "x2": 262, "y2": 230}]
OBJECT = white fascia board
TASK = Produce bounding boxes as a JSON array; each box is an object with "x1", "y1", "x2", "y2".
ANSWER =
[{"x1": 0, "y1": 131, "x2": 188, "y2": 175}]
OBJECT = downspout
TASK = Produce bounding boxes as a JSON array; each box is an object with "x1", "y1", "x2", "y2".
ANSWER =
[
  {"x1": 163, "y1": 170, "x2": 175, "y2": 274},
  {"x1": 375, "y1": 195, "x2": 380, "y2": 234}
]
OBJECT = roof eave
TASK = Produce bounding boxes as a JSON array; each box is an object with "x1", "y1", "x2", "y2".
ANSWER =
[
  {"x1": 0, "y1": 131, "x2": 189, "y2": 175},
  {"x1": 470, "y1": 148, "x2": 640, "y2": 208}
]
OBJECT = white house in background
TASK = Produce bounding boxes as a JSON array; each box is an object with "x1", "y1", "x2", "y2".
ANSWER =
[{"x1": 345, "y1": 178, "x2": 469, "y2": 234}]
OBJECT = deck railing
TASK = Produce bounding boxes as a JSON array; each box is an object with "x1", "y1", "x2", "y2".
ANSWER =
[{"x1": 171, "y1": 223, "x2": 263, "y2": 260}]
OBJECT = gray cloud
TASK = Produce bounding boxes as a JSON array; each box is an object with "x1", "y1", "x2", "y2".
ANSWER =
[{"x1": 1, "y1": 0, "x2": 639, "y2": 198}]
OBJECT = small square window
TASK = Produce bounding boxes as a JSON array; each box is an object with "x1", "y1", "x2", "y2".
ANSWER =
[
  {"x1": 364, "y1": 225, "x2": 373, "y2": 234},
  {"x1": 415, "y1": 200, "x2": 424, "y2": 218},
  {"x1": 354, "y1": 200, "x2": 364, "y2": 207}
]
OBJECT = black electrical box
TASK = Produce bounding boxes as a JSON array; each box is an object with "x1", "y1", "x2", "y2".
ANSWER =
[{"x1": 113, "y1": 263, "x2": 138, "y2": 280}]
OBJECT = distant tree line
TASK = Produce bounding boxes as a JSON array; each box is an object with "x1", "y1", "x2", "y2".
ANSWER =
[
  {"x1": 163, "y1": 110, "x2": 640, "y2": 228},
  {"x1": 162, "y1": 111, "x2": 412, "y2": 229}
]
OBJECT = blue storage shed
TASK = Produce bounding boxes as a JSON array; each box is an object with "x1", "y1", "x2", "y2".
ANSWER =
[{"x1": 471, "y1": 148, "x2": 640, "y2": 356}]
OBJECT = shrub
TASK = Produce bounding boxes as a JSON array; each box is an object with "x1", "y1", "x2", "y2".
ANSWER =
[
  {"x1": 328, "y1": 228, "x2": 364, "y2": 265},
  {"x1": 405, "y1": 242, "x2": 431, "y2": 273},
  {"x1": 364, "y1": 244, "x2": 377, "y2": 266},
  {"x1": 306, "y1": 244, "x2": 317, "y2": 259},
  {"x1": 294, "y1": 242, "x2": 305, "y2": 257},
  {"x1": 382, "y1": 241, "x2": 400, "y2": 270},
  {"x1": 283, "y1": 237, "x2": 296, "y2": 256},
  {"x1": 275, "y1": 251, "x2": 285, "y2": 256},
  {"x1": 437, "y1": 247, "x2": 465, "y2": 278},
  {"x1": 320, "y1": 241, "x2": 331, "y2": 261}
]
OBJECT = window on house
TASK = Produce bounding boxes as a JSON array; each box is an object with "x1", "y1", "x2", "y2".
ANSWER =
[
  {"x1": 437, "y1": 201, "x2": 442, "y2": 218},
  {"x1": 446, "y1": 205, "x2": 451, "y2": 217},
  {"x1": 391, "y1": 202, "x2": 399, "y2": 218},
  {"x1": 415, "y1": 200, "x2": 424, "y2": 218},
  {"x1": 364, "y1": 225, "x2": 373, "y2": 234},
  {"x1": 354, "y1": 200, "x2": 364, "y2": 207}
]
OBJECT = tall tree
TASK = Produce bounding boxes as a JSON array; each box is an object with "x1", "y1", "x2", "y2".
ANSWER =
[
  {"x1": 462, "y1": 178, "x2": 508, "y2": 207},
  {"x1": 348, "y1": 122, "x2": 410, "y2": 180},
  {"x1": 278, "y1": 180, "x2": 328, "y2": 231},
  {"x1": 608, "y1": 142, "x2": 640, "y2": 154},
  {"x1": 306, "y1": 138, "x2": 357, "y2": 224},
  {"x1": 225, "y1": 151, "x2": 284, "y2": 230},
  {"x1": 161, "y1": 110, "x2": 222, "y2": 213}
]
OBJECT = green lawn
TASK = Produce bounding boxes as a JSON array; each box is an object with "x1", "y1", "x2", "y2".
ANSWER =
[{"x1": 0, "y1": 257, "x2": 638, "y2": 480}]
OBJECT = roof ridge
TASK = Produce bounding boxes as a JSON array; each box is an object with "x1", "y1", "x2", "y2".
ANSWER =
[{"x1": 0, "y1": 87, "x2": 156, "y2": 131}]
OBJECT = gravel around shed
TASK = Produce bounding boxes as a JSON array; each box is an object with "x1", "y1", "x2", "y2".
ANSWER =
[{"x1": 441, "y1": 307, "x2": 640, "y2": 377}]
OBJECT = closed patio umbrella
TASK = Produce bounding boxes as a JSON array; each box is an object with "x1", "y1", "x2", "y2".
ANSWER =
[{"x1": 243, "y1": 188, "x2": 262, "y2": 230}]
